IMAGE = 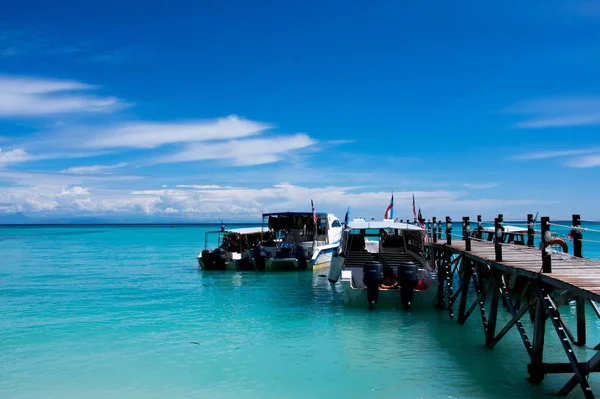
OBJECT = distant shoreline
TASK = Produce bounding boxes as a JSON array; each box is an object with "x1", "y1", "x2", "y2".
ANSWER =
[{"x1": 0, "y1": 223, "x2": 260, "y2": 227}]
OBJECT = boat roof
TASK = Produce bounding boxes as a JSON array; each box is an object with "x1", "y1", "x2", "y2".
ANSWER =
[
  {"x1": 346, "y1": 220, "x2": 425, "y2": 231},
  {"x1": 482, "y1": 225, "x2": 528, "y2": 234},
  {"x1": 206, "y1": 227, "x2": 263, "y2": 235},
  {"x1": 262, "y1": 212, "x2": 328, "y2": 217}
]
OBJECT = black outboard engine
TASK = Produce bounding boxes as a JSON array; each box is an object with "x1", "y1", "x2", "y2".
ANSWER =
[
  {"x1": 397, "y1": 263, "x2": 419, "y2": 311},
  {"x1": 276, "y1": 243, "x2": 294, "y2": 259},
  {"x1": 201, "y1": 249, "x2": 214, "y2": 269},
  {"x1": 363, "y1": 262, "x2": 384, "y2": 310},
  {"x1": 253, "y1": 245, "x2": 267, "y2": 271},
  {"x1": 296, "y1": 247, "x2": 307, "y2": 271},
  {"x1": 212, "y1": 248, "x2": 228, "y2": 270}
]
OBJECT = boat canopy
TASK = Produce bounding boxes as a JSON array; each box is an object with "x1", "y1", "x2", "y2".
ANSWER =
[
  {"x1": 205, "y1": 226, "x2": 263, "y2": 235},
  {"x1": 482, "y1": 225, "x2": 528, "y2": 234},
  {"x1": 346, "y1": 220, "x2": 425, "y2": 231},
  {"x1": 262, "y1": 212, "x2": 327, "y2": 217},
  {"x1": 204, "y1": 226, "x2": 264, "y2": 253}
]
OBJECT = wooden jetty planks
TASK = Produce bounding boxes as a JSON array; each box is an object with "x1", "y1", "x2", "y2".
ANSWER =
[{"x1": 430, "y1": 239, "x2": 600, "y2": 303}]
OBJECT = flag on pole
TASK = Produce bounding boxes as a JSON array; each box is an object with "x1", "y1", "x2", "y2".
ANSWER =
[
  {"x1": 221, "y1": 221, "x2": 225, "y2": 232},
  {"x1": 417, "y1": 208, "x2": 425, "y2": 229},
  {"x1": 533, "y1": 212, "x2": 539, "y2": 224},
  {"x1": 311, "y1": 199, "x2": 317, "y2": 224},
  {"x1": 412, "y1": 194, "x2": 417, "y2": 222},
  {"x1": 344, "y1": 206, "x2": 350, "y2": 226},
  {"x1": 384, "y1": 193, "x2": 394, "y2": 219}
]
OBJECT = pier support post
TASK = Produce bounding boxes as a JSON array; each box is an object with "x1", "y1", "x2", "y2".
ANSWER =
[
  {"x1": 463, "y1": 216, "x2": 471, "y2": 251},
  {"x1": 437, "y1": 220, "x2": 442, "y2": 240},
  {"x1": 457, "y1": 258, "x2": 473, "y2": 324},
  {"x1": 477, "y1": 215, "x2": 482, "y2": 239},
  {"x1": 541, "y1": 216, "x2": 552, "y2": 273},
  {"x1": 529, "y1": 285, "x2": 547, "y2": 384},
  {"x1": 577, "y1": 296, "x2": 587, "y2": 346},
  {"x1": 432, "y1": 217, "x2": 437, "y2": 243},
  {"x1": 573, "y1": 214, "x2": 582, "y2": 258},
  {"x1": 485, "y1": 271, "x2": 502, "y2": 346},
  {"x1": 446, "y1": 217, "x2": 452, "y2": 245},
  {"x1": 527, "y1": 213, "x2": 535, "y2": 247},
  {"x1": 436, "y1": 251, "x2": 447, "y2": 309}
]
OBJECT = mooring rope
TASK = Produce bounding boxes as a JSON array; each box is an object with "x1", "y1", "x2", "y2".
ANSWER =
[{"x1": 548, "y1": 222, "x2": 600, "y2": 234}]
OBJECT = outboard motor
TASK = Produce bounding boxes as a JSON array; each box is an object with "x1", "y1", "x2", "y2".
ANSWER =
[
  {"x1": 212, "y1": 248, "x2": 228, "y2": 270},
  {"x1": 237, "y1": 256, "x2": 253, "y2": 271},
  {"x1": 201, "y1": 249, "x2": 214, "y2": 269},
  {"x1": 276, "y1": 243, "x2": 294, "y2": 259},
  {"x1": 397, "y1": 263, "x2": 420, "y2": 311},
  {"x1": 253, "y1": 245, "x2": 267, "y2": 271},
  {"x1": 296, "y1": 246, "x2": 307, "y2": 271},
  {"x1": 363, "y1": 262, "x2": 384, "y2": 310}
]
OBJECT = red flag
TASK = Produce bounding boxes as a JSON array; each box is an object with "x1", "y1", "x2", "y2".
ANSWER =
[
  {"x1": 311, "y1": 199, "x2": 316, "y2": 224},
  {"x1": 412, "y1": 194, "x2": 417, "y2": 221}
]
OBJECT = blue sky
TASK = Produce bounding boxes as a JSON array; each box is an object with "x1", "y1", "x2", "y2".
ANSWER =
[{"x1": 0, "y1": 0, "x2": 599, "y2": 222}]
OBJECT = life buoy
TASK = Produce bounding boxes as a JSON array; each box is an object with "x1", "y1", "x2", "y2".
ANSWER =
[{"x1": 548, "y1": 238, "x2": 568, "y2": 253}]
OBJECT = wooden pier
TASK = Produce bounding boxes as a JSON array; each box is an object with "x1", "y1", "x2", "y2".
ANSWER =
[{"x1": 426, "y1": 214, "x2": 600, "y2": 398}]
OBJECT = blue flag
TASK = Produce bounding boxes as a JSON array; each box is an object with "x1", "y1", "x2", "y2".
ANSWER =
[{"x1": 344, "y1": 206, "x2": 350, "y2": 225}]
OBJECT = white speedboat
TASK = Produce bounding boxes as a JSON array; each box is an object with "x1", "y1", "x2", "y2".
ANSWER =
[
  {"x1": 328, "y1": 219, "x2": 437, "y2": 310},
  {"x1": 198, "y1": 227, "x2": 263, "y2": 270},
  {"x1": 252, "y1": 212, "x2": 342, "y2": 271}
]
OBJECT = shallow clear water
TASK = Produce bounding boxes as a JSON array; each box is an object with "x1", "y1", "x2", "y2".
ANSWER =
[{"x1": 1, "y1": 224, "x2": 600, "y2": 399}]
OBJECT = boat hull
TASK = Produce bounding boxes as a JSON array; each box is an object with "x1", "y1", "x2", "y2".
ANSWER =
[
  {"x1": 197, "y1": 251, "x2": 255, "y2": 271},
  {"x1": 340, "y1": 279, "x2": 439, "y2": 309}
]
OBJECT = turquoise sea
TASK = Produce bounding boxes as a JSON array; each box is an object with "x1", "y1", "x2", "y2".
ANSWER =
[{"x1": 2, "y1": 222, "x2": 600, "y2": 399}]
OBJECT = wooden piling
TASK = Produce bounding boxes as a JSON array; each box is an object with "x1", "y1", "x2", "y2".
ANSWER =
[
  {"x1": 541, "y1": 216, "x2": 551, "y2": 273},
  {"x1": 494, "y1": 216, "x2": 503, "y2": 262},
  {"x1": 573, "y1": 214, "x2": 582, "y2": 258},
  {"x1": 529, "y1": 287, "x2": 546, "y2": 384},
  {"x1": 432, "y1": 217, "x2": 437, "y2": 243},
  {"x1": 446, "y1": 216, "x2": 452, "y2": 245},
  {"x1": 527, "y1": 213, "x2": 535, "y2": 247},
  {"x1": 577, "y1": 296, "x2": 587, "y2": 346},
  {"x1": 463, "y1": 216, "x2": 471, "y2": 251},
  {"x1": 437, "y1": 220, "x2": 442, "y2": 239},
  {"x1": 477, "y1": 214, "x2": 482, "y2": 239}
]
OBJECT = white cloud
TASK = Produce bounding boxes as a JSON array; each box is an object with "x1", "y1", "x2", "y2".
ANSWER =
[
  {"x1": 565, "y1": 155, "x2": 600, "y2": 168},
  {"x1": 85, "y1": 115, "x2": 271, "y2": 149},
  {"x1": 58, "y1": 186, "x2": 90, "y2": 196},
  {"x1": 0, "y1": 180, "x2": 558, "y2": 220},
  {"x1": 0, "y1": 75, "x2": 127, "y2": 117},
  {"x1": 507, "y1": 97, "x2": 600, "y2": 129},
  {"x1": 513, "y1": 148, "x2": 600, "y2": 160},
  {"x1": 0, "y1": 148, "x2": 34, "y2": 167},
  {"x1": 154, "y1": 134, "x2": 316, "y2": 166},
  {"x1": 61, "y1": 162, "x2": 127, "y2": 174}
]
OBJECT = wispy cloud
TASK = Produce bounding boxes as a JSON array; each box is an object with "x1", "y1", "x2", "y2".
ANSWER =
[
  {"x1": 506, "y1": 97, "x2": 600, "y2": 129},
  {"x1": 513, "y1": 148, "x2": 600, "y2": 160},
  {"x1": 462, "y1": 182, "x2": 500, "y2": 189},
  {"x1": 0, "y1": 27, "x2": 151, "y2": 63},
  {"x1": 0, "y1": 76, "x2": 127, "y2": 117},
  {"x1": 60, "y1": 162, "x2": 128, "y2": 174},
  {"x1": 0, "y1": 148, "x2": 34, "y2": 167},
  {"x1": 153, "y1": 134, "x2": 316, "y2": 166},
  {"x1": 0, "y1": 27, "x2": 82, "y2": 58},
  {"x1": 82, "y1": 115, "x2": 271, "y2": 149},
  {"x1": 565, "y1": 155, "x2": 600, "y2": 168}
]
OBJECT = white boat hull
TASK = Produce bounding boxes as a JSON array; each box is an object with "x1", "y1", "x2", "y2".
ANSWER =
[{"x1": 340, "y1": 270, "x2": 438, "y2": 309}]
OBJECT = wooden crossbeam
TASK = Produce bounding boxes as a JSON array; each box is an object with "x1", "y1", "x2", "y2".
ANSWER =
[{"x1": 540, "y1": 286, "x2": 595, "y2": 399}]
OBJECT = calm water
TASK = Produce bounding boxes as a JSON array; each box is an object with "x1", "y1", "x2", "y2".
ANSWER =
[{"x1": 1, "y1": 223, "x2": 600, "y2": 399}]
